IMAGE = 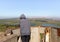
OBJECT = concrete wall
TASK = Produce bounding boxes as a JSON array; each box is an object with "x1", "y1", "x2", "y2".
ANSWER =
[
  {"x1": 4, "y1": 36, "x2": 17, "y2": 42},
  {"x1": 30, "y1": 27, "x2": 40, "y2": 42},
  {"x1": 58, "y1": 37, "x2": 60, "y2": 42},
  {"x1": 39, "y1": 27, "x2": 45, "y2": 33},
  {"x1": 0, "y1": 35, "x2": 17, "y2": 42},
  {"x1": 50, "y1": 28, "x2": 58, "y2": 42},
  {"x1": 13, "y1": 29, "x2": 20, "y2": 36}
]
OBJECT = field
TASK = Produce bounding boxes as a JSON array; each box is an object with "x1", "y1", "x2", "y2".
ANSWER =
[{"x1": 0, "y1": 18, "x2": 60, "y2": 32}]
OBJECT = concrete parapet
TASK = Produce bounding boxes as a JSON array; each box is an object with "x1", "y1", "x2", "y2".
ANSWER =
[
  {"x1": 30, "y1": 27, "x2": 40, "y2": 42},
  {"x1": 0, "y1": 34, "x2": 17, "y2": 42}
]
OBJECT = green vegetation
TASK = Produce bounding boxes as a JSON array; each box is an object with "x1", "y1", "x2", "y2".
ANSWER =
[
  {"x1": 0, "y1": 23, "x2": 20, "y2": 32},
  {"x1": 0, "y1": 25, "x2": 6, "y2": 32},
  {"x1": 40, "y1": 33, "x2": 44, "y2": 39},
  {"x1": 0, "y1": 18, "x2": 60, "y2": 32}
]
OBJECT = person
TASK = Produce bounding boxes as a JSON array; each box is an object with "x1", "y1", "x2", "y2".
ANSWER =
[{"x1": 20, "y1": 14, "x2": 31, "y2": 42}]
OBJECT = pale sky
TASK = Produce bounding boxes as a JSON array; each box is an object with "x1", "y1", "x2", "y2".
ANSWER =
[{"x1": 0, "y1": 0, "x2": 60, "y2": 18}]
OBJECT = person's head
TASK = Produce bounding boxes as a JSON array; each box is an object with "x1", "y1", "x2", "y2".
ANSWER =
[{"x1": 20, "y1": 14, "x2": 26, "y2": 19}]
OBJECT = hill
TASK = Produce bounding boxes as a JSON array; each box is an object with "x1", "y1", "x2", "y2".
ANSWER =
[{"x1": 0, "y1": 17, "x2": 60, "y2": 32}]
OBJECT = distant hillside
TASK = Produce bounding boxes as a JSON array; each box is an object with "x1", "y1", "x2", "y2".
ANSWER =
[
  {"x1": 0, "y1": 17, "x2": 60, "y2": 32},
  {"x1": 0, "y1": 18, "x2": 19, "y2": 24},
  {"x1": 0, "y1": 17, "x2": 60, "y2": 26}
]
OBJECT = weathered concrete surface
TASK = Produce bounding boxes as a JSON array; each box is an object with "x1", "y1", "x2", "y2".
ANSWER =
[
  {"x1": 39, "y1": 27, "x2": 45, "y2": 33},
  {"x1": 13, "y1": 28, "x2": 20, "y2": 36},
  {"x1": 30, "y1": 27, "x2": 40, "y2": 42},
  {"x1": 18, "y1": 37, "x2": 21, "y2": 42},
  {"x1": 50, "y1": 28, "x2": 58, "y2": 42},
  {"x1": 0, "y1": 34, "x2": 17, "y2": 42},
  {"x1": 58, "y1": 37, "x2": 60, "y2": 42}
]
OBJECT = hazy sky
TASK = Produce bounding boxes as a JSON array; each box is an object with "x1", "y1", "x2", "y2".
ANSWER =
[{"x1": 0, "y1": 0, "x2": 60, "y2": 18}]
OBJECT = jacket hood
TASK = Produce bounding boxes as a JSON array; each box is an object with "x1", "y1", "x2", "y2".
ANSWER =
[{"x1": 20, "y1": 14, "x2": 26, "y2": 19}]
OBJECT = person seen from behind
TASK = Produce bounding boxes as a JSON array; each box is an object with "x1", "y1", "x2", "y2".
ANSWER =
[{"x1": 20, "y1": 14, "x2": 31, "y2": 42}]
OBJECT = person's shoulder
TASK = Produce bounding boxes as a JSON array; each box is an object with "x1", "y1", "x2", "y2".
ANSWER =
[
  {"x1": 25, "y1": 19, "x2": 30, "y2": 21},
  {"x1": 20, "y1": 19, "x2": 29, "y2": 22},
  {"x1": 20, "y1": 19, "x2": 25, "y2": 21}
]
